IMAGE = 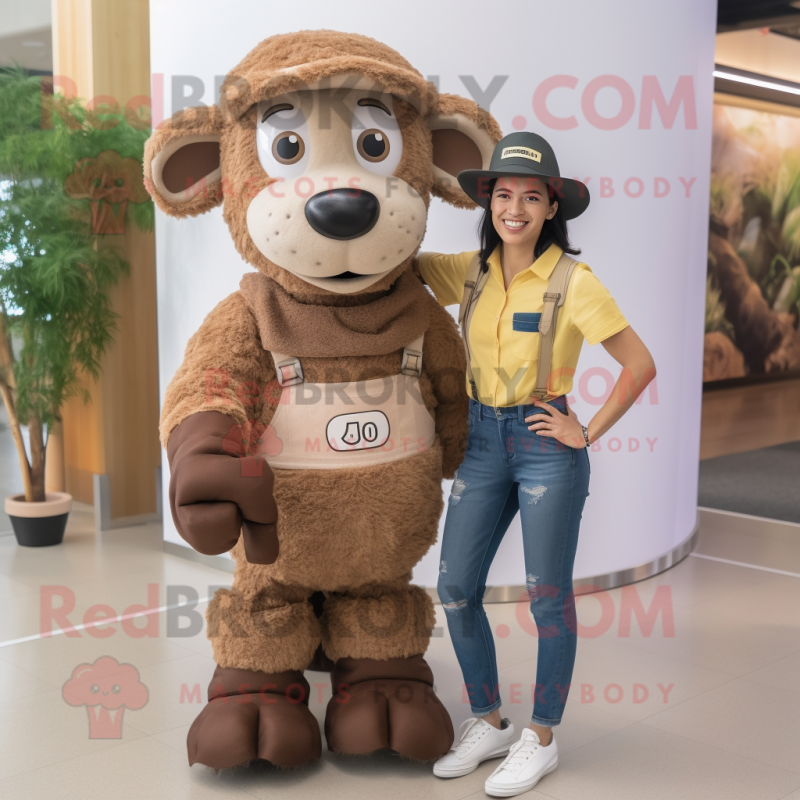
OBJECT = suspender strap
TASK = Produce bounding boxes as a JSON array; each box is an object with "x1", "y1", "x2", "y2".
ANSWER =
[
  {"x1": 400, "y1": 333, "x2": 425, "y2": 377},
  {"x1": 270, "y1": 352, "x2": 304, "y2": 387},
  {"x1": 457, "y1": 250, "x2": 578, "y2": 403},
  {"x1": 271, "y1": 333, "x2": 426, "y2": 387},
  {"x1": 531, "y1": 252, "x2": 578, "y2": 399},
  {"x1": 458, "y1": 253, "x2": 489, "y2": 402}
]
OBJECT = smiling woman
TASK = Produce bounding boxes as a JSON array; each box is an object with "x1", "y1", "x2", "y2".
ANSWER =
[
  {"x1": 483, "y1": 175, "x2": 580, "y2": 282},
  {"x1": 424, "y1": 131, "x2": 656, "y2": 796}
]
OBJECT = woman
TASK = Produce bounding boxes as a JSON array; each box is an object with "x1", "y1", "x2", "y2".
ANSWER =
[{"x1": 421, "y1": 132, "x2": 657, "y2": 797}]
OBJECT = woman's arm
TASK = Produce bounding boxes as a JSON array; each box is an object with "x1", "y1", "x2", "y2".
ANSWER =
[
  {"x1": 586, "y1": 325, "x2": 656, "y2": 443},
  {"x1": 526, "y1": 325, "x2": 656, "y2": 448},
  {"x1": 414, "y1": 251, "x2": 475, "y2": 307}
]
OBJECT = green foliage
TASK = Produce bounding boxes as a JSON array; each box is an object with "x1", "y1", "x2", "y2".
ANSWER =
[
  {"x1": 705, "y1": 273, "x2": 735, "y2": 340},
  {"x1": 772, "y1": 264, "x2": 800, "y2": 317},
  {"x1": 708, "y1": 108, "x2": 800, "y2": 380},
  {"x1": 0, "y1": 65, "x2": 152, "y2": 432},
  {"x1": 772, "y1": 151, "x2": 800, "y2": 225},
  {"x1": 709, "y1": 173, "x2": 737, "y2": 223},
  {"x1": 782, "y1": 205, "x2": 800, "y2": 262}
]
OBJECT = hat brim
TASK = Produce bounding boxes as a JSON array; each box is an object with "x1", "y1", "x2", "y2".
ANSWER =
[{"x1": 457, "y1": 168, "x2": 590, "y2": 220}]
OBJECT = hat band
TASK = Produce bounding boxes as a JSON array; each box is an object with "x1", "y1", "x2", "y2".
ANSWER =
[
  {"x1": 488, "y1": 162, "x2": 558, "y2": 178},
  {"x1": 500, "y1": 145, "x2": 541, "y2": 163}
]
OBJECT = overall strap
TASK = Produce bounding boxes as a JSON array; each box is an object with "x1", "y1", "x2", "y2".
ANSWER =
[
  {"x1": 270, "y1": 352, "x2": 304, "y2": 387},
  {"x1": 458, "y1": 253, "x2": 489, "y2": 401},
  {"x1": 272, "y1": 332, "x2": 426, "y2": 387},
  {"x1": 400, "y1": 333, "x2": 425, "y2": 377},
  {"x1": 531, "y1": 252, "x2": 579, "y2": 399}
]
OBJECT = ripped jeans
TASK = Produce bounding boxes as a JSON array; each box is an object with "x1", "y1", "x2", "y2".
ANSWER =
[{"x1": 437, "y1": 395, "x2": 590, "y2": 726}]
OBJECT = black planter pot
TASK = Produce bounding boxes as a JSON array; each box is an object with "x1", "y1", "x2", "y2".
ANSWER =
[{"x1": 5, "y1": 492, "x2": 72, "y2": 547}]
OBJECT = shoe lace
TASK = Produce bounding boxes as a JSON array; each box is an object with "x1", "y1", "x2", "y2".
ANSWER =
[
  {"x1": 453, "y1": 718, "x2": 486, "y2": 755},
  {"x1": 500, "y1": 735, "x2": 539, "y2": 772}
]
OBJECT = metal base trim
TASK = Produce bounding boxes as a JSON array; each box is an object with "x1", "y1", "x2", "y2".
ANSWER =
[{"x1": 425, "y1": 516, "x2": 700, "y2": 604}]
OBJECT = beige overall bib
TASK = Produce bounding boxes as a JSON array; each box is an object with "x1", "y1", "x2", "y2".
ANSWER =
[{"x1": 266, "y1": 335, "x2": 436, "y2": 470}]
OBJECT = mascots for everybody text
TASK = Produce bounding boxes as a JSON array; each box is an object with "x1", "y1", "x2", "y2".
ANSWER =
[{"x1": 145, "y1": 30, "x2": 501, "y2": 769}]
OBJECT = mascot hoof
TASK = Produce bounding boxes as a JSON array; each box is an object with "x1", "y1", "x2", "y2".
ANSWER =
[
  {"x1": 188, "y1": 666, "x2": 321, "y2": 769},
  {"x1": 325, "y1": 656, "x2": 454, "y2": 761}
]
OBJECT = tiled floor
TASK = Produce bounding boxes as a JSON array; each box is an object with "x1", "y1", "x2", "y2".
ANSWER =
[{"x1": 0, "y1": 504, "x2": 799, "y2": 799}]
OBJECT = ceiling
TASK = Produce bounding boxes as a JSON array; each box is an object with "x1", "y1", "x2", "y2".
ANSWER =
[
  {"x1": 1, "y1": 3, "x2": 799, "y2": 76},
  {"x1": 718, "y1": 0, "x2": 800, "y2": 38}
]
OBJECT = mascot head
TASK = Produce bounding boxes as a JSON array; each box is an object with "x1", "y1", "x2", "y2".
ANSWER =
[{"x1": 145, "y1": 30, "x2": 502, "y2": 299}]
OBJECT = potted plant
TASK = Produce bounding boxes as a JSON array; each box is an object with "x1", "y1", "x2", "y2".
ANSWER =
[{"x1": 0, "y1": 66, "x2": 153, "y2": 546}]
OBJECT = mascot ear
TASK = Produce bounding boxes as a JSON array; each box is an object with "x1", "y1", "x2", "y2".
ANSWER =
[
  {"x1": 427, "y1": 94, "x2": 502, "y2": 209},
  {"x1": 144, "y1": 107, "x2": 223, "y2": 218}
]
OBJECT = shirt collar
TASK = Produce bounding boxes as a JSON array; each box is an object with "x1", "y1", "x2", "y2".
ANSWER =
[
  {"x1": 487, "y1": 242, "x2": 564, "y2": 282},
  {"x1": 530, "y1": 243, "x2": 564, "y2": 280}
]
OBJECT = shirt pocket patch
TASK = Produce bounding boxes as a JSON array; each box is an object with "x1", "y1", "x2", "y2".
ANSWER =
[
  {"x1": 511, "y1": 313, "x2": 542, "y2": 360},
  {"x1": 512, "y1": 312, "x2": 541, "y2": 332}
]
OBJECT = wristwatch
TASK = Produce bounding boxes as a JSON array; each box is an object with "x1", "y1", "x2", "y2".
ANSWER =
[{"x1": 581, "y1": 425, "x2": 590, "y2": 449}]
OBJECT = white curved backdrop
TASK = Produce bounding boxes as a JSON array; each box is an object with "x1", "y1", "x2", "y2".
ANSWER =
[{"x1": 151, "y1": 0, "x2": 717, "y2": 588}]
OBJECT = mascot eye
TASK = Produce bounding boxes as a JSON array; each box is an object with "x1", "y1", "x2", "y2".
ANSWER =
[
  {"x1": 272, "y1": 132, "x2": 305, "y2": 165},
  {"x1": 356, "y1": 129, "x2": 389, "y2": 162},
  {"x1": 111, "y1": 684, "x2": 121, "y2": 694},
  {"x1": 114, "y1": 178, "x2": 125, "y2": 188},
  {"x1": 351, "y1": 100, "x2": 402, "y2": 176},
  {"x1": 257, "y1": 98, "x2": 311, "y2": 178},
  {"x1": 90, "y1": 684, "x2": 100, "y2": 694}
]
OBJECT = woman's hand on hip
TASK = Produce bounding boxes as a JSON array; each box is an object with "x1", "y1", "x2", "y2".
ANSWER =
[{"x1": 525, "y1": 400, "x2": 587, "y2": 449}]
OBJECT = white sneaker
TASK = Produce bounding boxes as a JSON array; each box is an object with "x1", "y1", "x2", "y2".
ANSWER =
[
  {"x1": 484, "y1": 727, "x2": 558, "y2": 797},
  {"x1": 433, "y1": 717, "x2": 516, "y2": 778}
]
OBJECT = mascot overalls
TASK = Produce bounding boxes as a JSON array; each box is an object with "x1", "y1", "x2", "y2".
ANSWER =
[{"x1": 145, "y1": 29, "x2": 501, "y2": 769}]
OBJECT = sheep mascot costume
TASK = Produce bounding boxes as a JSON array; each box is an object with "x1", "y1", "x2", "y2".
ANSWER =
[{"x1": 145, "y1": 29, "x2": 501, "y2": 769}]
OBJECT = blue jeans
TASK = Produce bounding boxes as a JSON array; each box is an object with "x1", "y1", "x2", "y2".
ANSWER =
[{"x1": 437, "y1": 396, "x2": 590, "y2": 726}]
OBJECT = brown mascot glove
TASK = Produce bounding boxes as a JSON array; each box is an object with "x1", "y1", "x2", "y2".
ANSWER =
[{"x1": 167, "y1": 411, "x2": 279, "y2": 565}]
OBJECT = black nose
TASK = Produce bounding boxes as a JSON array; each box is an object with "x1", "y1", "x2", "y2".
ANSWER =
[{"x1": 304, "y1": 188, "x2": 380, "y2": 240}]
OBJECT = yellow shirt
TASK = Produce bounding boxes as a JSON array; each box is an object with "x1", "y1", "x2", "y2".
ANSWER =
[{"x1": 418, "y1": 243, "x2": 629, "y2": 406}]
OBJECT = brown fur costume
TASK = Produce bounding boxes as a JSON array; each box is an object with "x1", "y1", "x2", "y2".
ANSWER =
[{"x1": 146, "y1": 29, "x2": 501, "y2": 769}]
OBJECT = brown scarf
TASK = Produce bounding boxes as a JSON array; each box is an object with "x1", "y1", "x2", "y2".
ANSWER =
[{"x1": 239, "y1": 270, "x2": 431, "y2": 358}]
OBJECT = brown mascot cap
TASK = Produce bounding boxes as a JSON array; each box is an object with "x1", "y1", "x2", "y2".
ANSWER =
[{"x1": 219, "y1": 30, "x2": 437, "y2": 119}]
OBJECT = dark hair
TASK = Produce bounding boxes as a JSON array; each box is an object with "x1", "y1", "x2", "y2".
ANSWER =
[{"x1": 477, "y1": 178, "x2": 581, "y2": 272}]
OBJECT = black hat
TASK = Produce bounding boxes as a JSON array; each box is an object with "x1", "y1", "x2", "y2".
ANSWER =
[{"x1": 458, "y1": 131, "x2": 590, "y2": 220}]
